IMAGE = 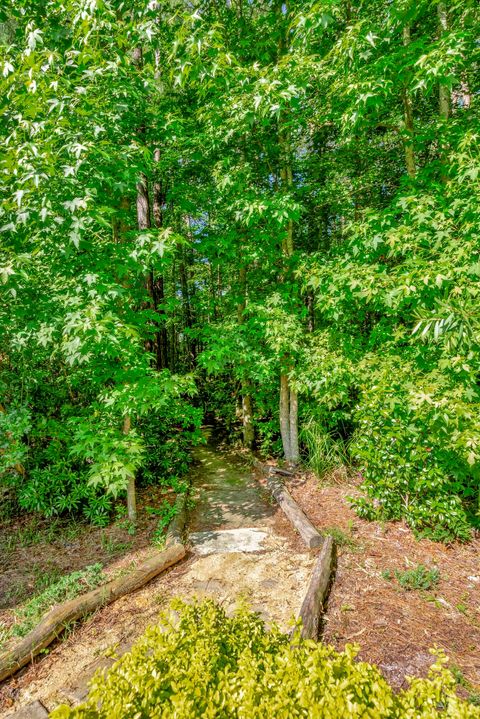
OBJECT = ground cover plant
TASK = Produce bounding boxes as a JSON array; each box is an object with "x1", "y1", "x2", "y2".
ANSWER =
[
  {"x1": 50, "y1": 599, "x2": 480, "y2": 718},
  {"x1": 0, "y1": 564, "x2": 105, "y2": 652},
  {"x1": 390, "y1": 564, "x2": 441, "y2": 592}
]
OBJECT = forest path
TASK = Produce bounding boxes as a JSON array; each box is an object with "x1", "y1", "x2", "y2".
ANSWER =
[
  {"x1": 187, "y1": 429, "x2": 276, "y2": 554},
  {"x1": 3, "y1": 435, "x2": 314, "y2": 717}
]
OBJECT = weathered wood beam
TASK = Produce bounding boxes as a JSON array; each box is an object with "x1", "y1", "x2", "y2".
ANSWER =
[
  {"x1": 263, "y1": 472, "x2": 322, "y2": 549},
  {"x1": 0, "y1": 543, "x2": 185, "y2": 683},
  {"x1": 298, "y1": 536, "x2": 336, "y2": 640}
]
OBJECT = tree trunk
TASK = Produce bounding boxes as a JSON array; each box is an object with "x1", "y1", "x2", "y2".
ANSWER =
[
  {"x1": 437, "y1": 2, "x2": 450, "y2": 183},
  {"x1": 402, "y1": 24, "x2": 416, "y2": 178},
  {"x1": 242, "y1": 388, "x2": 255, "y2": 450},
  {"x1": 134, "y1": 45, "x2": 158, "y2": 358},
  {"x1": 136, "y1": 172, "x2": 150, "y2": 232},
  {"x1": 289, "y1": 388, "x2": 299, "y2": 464},
  {"x1": 179, "y1": 243, "x2": 195, "y2": 368},
  {"x1": 153, "y1": 147, "x2": 168, "y2": 370},
  {"x1": 122, "y1": 414, "x2": 137, "y2": 523},
  {"x1": 279, "y1": 372, "x2": 291, "y2": 460},
  {"x1": 136, "y1": 170, "x2": 153, "y2": 340},
  {"x1": 237, "y1": 263, "x2": 254, "y2": 449},
  {"x1": 278, "y1": 124, "x2": 299, "y2": 464},
  {"x1": 438, "y1": 2, "x2": 450, "y2": 121}
]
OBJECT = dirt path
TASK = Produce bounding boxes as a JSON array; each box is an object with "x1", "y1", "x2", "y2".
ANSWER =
[{"x1": 1, "y1": 437, "x2": 314, "y2": 716}]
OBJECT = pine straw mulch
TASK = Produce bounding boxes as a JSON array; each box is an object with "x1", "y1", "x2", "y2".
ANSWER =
[{"x1": 258, "y1": 466, "x2": 480, "y2": 695}]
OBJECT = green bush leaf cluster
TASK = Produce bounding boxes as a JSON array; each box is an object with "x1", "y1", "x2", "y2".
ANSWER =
[{"x1": 51, "y1": 600, "x2": 479, "y2": 719}]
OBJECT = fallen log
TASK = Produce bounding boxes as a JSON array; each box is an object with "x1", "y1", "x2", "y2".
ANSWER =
[
  {"x1": 264, "y1": 474, "x2": 323, "y2": 549},
  {"x1": 0, "y1": 543, "x2": 185, "y2": 683},
  {"x1": 298, "y1": 536, "x2": 336, "y2": 640},
  {"x1": 252, "y1": 458, "x2": 295, "y2": 477},
  {"x1": 268, "y1": 467, "x2": 295, "y2": 477}
]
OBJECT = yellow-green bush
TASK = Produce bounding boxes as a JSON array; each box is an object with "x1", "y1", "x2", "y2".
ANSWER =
[{"x1": 51, "y1": 600, "x2": 479, "y2": 719}]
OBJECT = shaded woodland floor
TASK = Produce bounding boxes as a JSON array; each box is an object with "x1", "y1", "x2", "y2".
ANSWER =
[{"x1": 0, "y1": 485, "x2": 175, "y2": 619}]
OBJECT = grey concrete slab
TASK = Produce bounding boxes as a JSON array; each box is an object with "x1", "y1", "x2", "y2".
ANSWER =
[{"x1": 190, "y1": 527, "x2": 270, "y2": 555}]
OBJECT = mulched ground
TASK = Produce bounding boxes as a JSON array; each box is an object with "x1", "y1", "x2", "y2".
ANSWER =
[{"x1": 265, "y1": 468, "x2": 480, "y2": 695}]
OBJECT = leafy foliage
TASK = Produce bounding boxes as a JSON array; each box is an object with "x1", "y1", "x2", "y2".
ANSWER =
[
  {"x1": 393, "y1": 564, "x2": 440, "y2": 592},
  {"x1": 1, "y1": 0, "x2": 479, "y2": 539},
  {"x1": 51, "y1": 600, "x2": 479, "y2": 718}
]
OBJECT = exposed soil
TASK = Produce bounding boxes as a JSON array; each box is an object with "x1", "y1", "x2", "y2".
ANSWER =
[{"x1": 273, "y1": 470, "x2": 480, "y2": 695}]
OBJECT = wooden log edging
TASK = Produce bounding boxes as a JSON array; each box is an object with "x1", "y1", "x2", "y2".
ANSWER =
[
  {"x1": 255, "y1": 457, "x2": 336, "y2": 639},
  {"x1": 0, "y1": 543, "x2": 186, "y2": 683},
  {"x1": 298, "y1": 535, "x2": 336, "y2": 640},
  {"x1": 262, "y1": 471, "x2": 323, "y2": 549}
]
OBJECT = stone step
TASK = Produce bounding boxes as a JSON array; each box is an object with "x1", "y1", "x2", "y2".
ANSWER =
[{"x1": 189, "y1": 527, "x2": 270, "y2": 556}]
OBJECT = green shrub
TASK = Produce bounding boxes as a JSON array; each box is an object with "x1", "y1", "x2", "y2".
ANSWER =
[
  {"x1": 151, "y1": 499, "x2": 180, "y2": 546},
  {"x1": 383, "y1": 564, "x2": 440, "y2": 592},
  {"x1": 138, "y1": 402, "x2": 203, "y2": 486},
  {"x1": 350, "y1": 360, "x2": 477, "y2": 543},
  {"x1": 51, "y1": 600, "x2": 479, "y2": 719}
]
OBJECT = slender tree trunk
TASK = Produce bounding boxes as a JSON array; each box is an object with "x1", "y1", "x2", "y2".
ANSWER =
[
  {"x1": 153, "y1": 147, "x2": 168, "y2": 370},
  {"x1": 289, "y1": 388, "x2": 299, "y2": 464},
  {"x1": 134, "y1": 45, "x2": 158, "y2": 359},
  {"x1": 237, "y1": 263, "x2": 254, "y2": 449},
  {"x1": 278, "y1": 127, "x2": 299, "y2": 465},
  {"x1": 242, "y1": 390, "x2": 254, "y2": 449},
  {"x1": 122, "y1": 414, "x2": 137, "y2": 523},
  {"x1": 438, "y1": 2, "x2": 450, "y2": 121},
  {"x1": 402, "y1": 25, "x2": 416, "y2": 178},
  {"x1": 136, "y1": 172, "x2": 151, "y2": 232},
  {"x1": 438, "y1": 2, "x2": 450, "y2": 182},
  {"x1": 179, "y1": 238, "x2": 195, "y2": 369},
  {"x1": 279, "y1": 372, "x2": 291, "y2": 460}
]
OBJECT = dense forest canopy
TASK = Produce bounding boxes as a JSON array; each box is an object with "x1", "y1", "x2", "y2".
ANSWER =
[{"x1": 1, "y1": 0, "x2": 479, "y2": 541}]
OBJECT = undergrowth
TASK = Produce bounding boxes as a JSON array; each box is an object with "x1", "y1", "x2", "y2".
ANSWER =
[
  {"x1": 51, "y1": 599, "x2": 480, "y2": 718},
  {"x1": 150, "y1": 500, "x2": 180, "y2": 546},
  {"x1": 0, "y1": 563, "x2": 105, "y2": 650},
  {"x1": 301, "y1": 418, "x2": 350, "y2": 480},
  {"x1": 382, "y1": 564, "x2": 440, "y2": 591}
]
